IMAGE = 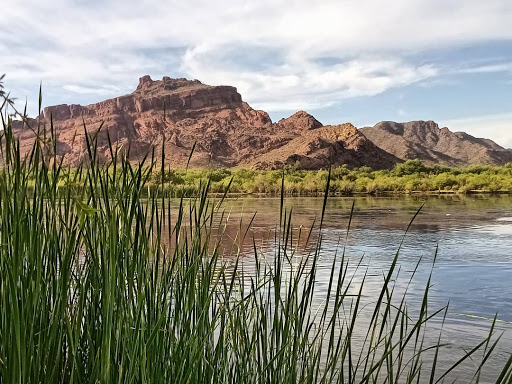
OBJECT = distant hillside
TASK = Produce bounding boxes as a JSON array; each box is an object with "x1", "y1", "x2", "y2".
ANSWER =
[
  {"x1": 250, "y1": 122, "x2": 398, "y2": 169},
  {"x1": 360, "y1": 120, "x2": 512, "y2": 166},
  {"x1": 11, "y1": 77, "x2": 512, "y2": 169},
  {"x1": 11, "y1": 76, "x2": 397, "y2": 170}
]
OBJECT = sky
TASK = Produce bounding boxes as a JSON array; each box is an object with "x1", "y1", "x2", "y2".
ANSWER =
[{"x1": 2, "y1": 0, "x2": 512, "y2": 147}]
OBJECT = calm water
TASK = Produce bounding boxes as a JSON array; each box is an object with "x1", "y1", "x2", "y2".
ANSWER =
[{"x1": 206, "y1": 194, "x2": 512, "y2": 382}]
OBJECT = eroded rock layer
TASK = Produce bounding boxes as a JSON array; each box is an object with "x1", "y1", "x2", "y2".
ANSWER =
[
  {"x1": 11, "y1": 76, "x2": 397, "y2": 169},
  {"x1": 360, "y1": 121, "x2": 512, "y2": 166}
]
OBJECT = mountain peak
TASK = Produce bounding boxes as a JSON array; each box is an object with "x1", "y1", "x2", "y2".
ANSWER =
[
  {"x1": 11, "y1": 78, "x2": 512, "y2": 169},
  {"x1": 360, "y1": 120, "x2": 512, "y2": 166},
  {"x1": 277, "y1": 111, "x2": 323, "y2": 133},
  {"x1": 135, "y1": 75, "x2": 206, "y2": 93}
]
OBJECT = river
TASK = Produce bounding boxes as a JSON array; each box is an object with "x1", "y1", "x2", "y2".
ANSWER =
[{"x1": 202, "y1": 194, "x2": 512, "y2": 382}]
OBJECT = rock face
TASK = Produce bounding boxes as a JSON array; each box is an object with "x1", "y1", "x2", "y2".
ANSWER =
[
  {"x1": 276, "y1": 111, "x2": 323, "y2": 134},
  {"x1": 11, "y1": 75, "x2": 396, "y2": 169},
  {"x1": 360, "y1": 121, "x2": 512, "y2": 166},
  {"x1": 13, "y1": 77, "x2": 509, "y2": 169},
  {"x1": 250, "y1": 123, "x2": 399, "y2": 170}
]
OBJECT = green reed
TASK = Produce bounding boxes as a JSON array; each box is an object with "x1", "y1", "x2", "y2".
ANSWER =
[{"x1": 0, "y1": 79, "x2": 511, "y2": 383}]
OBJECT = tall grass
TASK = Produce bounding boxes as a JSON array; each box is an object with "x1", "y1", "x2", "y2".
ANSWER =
[{"x1": 0, "y1": 79, "x2": 511, "y2": 383}]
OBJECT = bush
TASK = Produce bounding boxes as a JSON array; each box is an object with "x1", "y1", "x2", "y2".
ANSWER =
[{"x1": 392, "y1": 159, "x2": 429, "y2": 176}]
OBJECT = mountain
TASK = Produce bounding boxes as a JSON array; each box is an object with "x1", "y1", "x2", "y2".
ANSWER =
[
  {"x1": 11, "y1": 76, "x2": 397, "y2": 169},
  {"x1": 12, "y1": 77, "x2": 510, "y2": 169},
  {"x1": 250, "y1": 123, "x2": 398, "y2": 169},
  {"x1": 360, "y1": 120, "x2": 512, "y2": 166}
]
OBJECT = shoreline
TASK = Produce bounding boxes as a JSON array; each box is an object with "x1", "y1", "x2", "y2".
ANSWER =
[{"x1": 203, "y1": 189, "x2": 512, "y2": 198}]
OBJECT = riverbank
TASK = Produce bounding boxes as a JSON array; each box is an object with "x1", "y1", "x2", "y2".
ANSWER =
[
  {"x1": 133, "y1": 160, "x2": 512, "y2": 197},
  {"x1": 206, "y1": 189, "x2": 512, "y2": 198}
]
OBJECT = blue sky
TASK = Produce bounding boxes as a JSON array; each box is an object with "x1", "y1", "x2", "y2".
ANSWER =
[{"x1": 2, "y1": 0, "x2": 512, "y2": 146}]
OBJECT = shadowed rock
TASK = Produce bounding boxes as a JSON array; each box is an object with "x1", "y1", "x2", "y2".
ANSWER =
[{"x1": 360, "y1": 121, "x2": 512, "y2": 166}]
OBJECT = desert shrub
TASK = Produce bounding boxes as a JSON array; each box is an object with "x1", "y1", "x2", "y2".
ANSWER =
[
  {"x1": 392, "y1": 159, "x2": 429, "y2": 176},
  {"x1": 331, "y1": 165, "x2": 350, "y2": 179},
  {"x1": 433, "y1": 173, "x2": 459, "y2": 190},
  {"x1": 331, "y1": 179, "x2": 355, "y2": 194},
  {"x1": 208, "y1": 167, "x2": 232, "y2": 182}
]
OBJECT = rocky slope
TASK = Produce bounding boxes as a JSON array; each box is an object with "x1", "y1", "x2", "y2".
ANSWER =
[
  {"x1": 360, "y1": 120, "x2": 512, "y2": 166},
  {"x1": 250, "y1": 123, "x2": 398, "y2": 169},
  {"x1": 11, "y1": 76, "x2": 397, "y2": 169}
]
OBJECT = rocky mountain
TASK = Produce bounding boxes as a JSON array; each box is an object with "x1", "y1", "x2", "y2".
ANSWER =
[
  {"x1": 11, "y1": 76, "x2": 397, "y2": 170},
  {"x1": 11, "y1": 76, "x2": 511, "y2": 169},
  {"x1": 250, "y1": 123, "x2": 398, "y2": 169},
  {"x1": 360, "y1": 120, "x2": 512, "y2": 166}
]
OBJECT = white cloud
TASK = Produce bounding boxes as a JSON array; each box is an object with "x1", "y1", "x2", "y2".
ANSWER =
[
  {"x1": 1, "y1": 0, "x2": 512, "y2": 115},
  {"x1": 182, "y1": 46, "x2": 437, "y2": 110},
  {"x1": 456, "y1": 63, "x2": 512, "y2": 74},
  {"x1": 443, "y1": 113, "x2": 512, "y2": 148},
  {"x1": 62, "y1": 84, "x2": 124, "y2": 95},
  {"x1": 6, "y1": 0, "x2": 511, "y2": 52}
]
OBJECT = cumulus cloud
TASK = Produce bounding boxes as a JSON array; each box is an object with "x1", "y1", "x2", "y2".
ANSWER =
[
  {"x1": 1, "y1": 0, "x2": 512, "y2": 115},
  {"x1": 182, "y1": 45, "x2": 437, "y2": 110}
]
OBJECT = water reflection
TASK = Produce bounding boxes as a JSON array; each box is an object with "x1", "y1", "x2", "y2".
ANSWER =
[{"x1": 165, "y1": 194, "x2": 512, "y2": 381}]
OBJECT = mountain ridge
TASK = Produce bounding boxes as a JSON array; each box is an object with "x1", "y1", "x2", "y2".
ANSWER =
[
  {"x1": 360, "y1": 120, "x2": 512, "y2": 166},
  {"x1": 11, "y1": 76, "x2": 511, "y2": 169}
]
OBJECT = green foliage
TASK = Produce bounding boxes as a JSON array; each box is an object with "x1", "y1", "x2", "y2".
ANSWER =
[
  {"x1": 392, "y1": 159, "x2": 429, "y2": 176},
  {"x1": 283, "y1": 160, "x2": 302, "y2": 174},
  {"x1": 208, "y1": 167, "x2": 232, "y2": 182},
  {"x1": 141, "y1": 159, "x2": 512, "y2": 196}
]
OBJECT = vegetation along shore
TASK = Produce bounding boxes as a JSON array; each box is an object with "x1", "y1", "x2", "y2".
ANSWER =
[
  {"x1": 26, "y1": 160, "x2": 512, "y2": 198},
  {"x1": 140, "y1": 160, "x2": 512, "y2": 197}
]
